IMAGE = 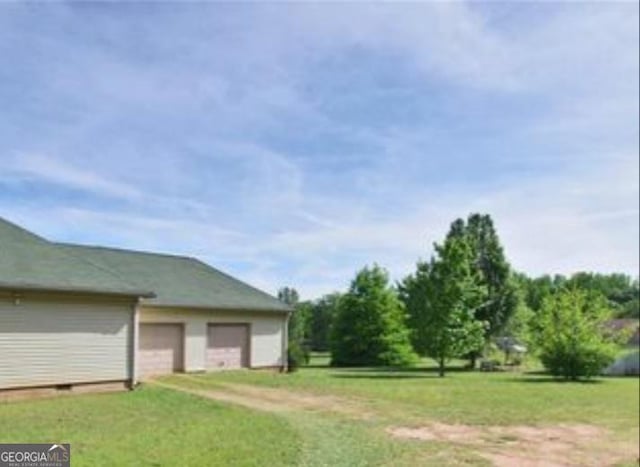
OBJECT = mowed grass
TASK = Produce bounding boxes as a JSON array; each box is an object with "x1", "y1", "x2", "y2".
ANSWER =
[
  {"x1": 2, "y1": 355, "x2": 638, "y2": 466},
  {"x1": 0, "y1": 386, "x2": 298, "y2": 466},
  {"x1": 167, "y1": 354, "x2": 640, "y2": 433},
  {"x1": 0, "y1": 384, "x2": 477, "y2": 466}
]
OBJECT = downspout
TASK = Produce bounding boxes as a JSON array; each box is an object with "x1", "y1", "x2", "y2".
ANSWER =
[
  {"x1": 131, "y1": 299, "x2": 141, "y2": 388},
  {"x1": 283, "y1": 310, "x2": 291, "y2": 372}
]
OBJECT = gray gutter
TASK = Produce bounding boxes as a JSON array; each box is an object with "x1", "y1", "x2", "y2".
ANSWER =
[
  {"x1": 0, "y1": 281, "x2": 156, "y2": 299},
  {"x1": 142, "y1": 301, "x2": 293, "y2": 313}
]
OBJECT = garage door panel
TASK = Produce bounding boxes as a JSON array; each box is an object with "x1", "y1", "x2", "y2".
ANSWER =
[
  {"x1": 138, "y1": 323, "x2": 183, "y2": 377},
  {"x1": 207, "y1": 324, "x2": 249, "y2": 370}
]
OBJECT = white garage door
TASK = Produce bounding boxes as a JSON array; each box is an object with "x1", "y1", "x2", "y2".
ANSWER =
[
  {"x1": 0, "y1": 299, "x2": 132, "y2": 390},
  {"x1": 207, "y1": 324, "x2": 249, "y2": 370},
  {"x1": 138, "y1": 323, "x2": 183, "y2": 378}
]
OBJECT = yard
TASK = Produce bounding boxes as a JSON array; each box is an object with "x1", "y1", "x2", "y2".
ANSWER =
[{"x1": 1, "y1": 355, "x2": 638, "y2": 466}]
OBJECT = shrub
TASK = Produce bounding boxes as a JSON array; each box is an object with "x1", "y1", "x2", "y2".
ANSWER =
[
  {"x1": 286, "y1": 341, "x2": 309, "y2": 373},
  {"x1": 535, "y1": 289, "x2": 618, "y2": 380}
]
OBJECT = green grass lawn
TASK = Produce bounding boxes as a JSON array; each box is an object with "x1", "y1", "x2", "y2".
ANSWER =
[
  {"x1": 2, "y1": 355, "x2": 638, "y2": 466},
  {"x1": 0, "y1": 386, "x2": 298, "y2": 466},
  {"x1": 171, "y1": 354, "x2": 639, "y2": 431}
]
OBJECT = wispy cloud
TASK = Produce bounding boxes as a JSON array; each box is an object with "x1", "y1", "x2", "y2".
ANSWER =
[
  {"x1": 0, "y1": 2, "x2": 637, "y2": 298},
  {"x1": 3, "y1": 154, "x2": 144, "y2": 202}
]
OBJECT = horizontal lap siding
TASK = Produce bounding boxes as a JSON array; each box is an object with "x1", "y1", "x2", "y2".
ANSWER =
[
  {"x1": 0, "y1": 298, "x2": 132, "y2": 389},
  {"x1": 249, "y1": 318, "x2": 285, "y2": 367}
]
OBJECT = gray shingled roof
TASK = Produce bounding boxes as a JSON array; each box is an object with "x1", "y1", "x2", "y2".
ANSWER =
[
  {"x1": 0, "y1": 217, "x2": 152, "y2": 297},
  {"x1": 0, "y1": 216, "x2": 289, "y2": 312}
]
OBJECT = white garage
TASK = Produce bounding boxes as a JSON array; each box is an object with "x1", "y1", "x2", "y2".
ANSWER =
[
  {"x1": 0, "y1": 216, "x2": 291, "y2": 393},
  {"x1": 64, "y1": 244, "x2": 291, "y2": 377}
]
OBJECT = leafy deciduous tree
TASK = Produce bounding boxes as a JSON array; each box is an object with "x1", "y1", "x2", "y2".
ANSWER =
[{"x1": 401, "y1": 235, "x2": 486, "y2": 376}]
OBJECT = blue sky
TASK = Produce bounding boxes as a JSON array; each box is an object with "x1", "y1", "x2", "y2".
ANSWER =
[{"x1": 1, "y1": 3, "x2": 638, "y2": 298}]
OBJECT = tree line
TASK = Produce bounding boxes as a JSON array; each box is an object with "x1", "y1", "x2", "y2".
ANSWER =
[{"x1": 279, "y1": 213, "x2": 639, "y2": 379}]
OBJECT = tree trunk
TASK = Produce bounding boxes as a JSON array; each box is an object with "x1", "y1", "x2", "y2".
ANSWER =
[{"x1": 438, "y1": 357, "x2": 445, "y2": 377}]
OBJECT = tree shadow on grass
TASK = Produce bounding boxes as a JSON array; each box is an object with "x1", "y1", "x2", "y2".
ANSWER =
[
  {"x1": 504, "y1": 372, "x2": 605, "y2": 384},
  {"x1": 330, "y1": 373, "x2": 439, "y2": 380},
  {"x1": 328, "y1": 366, "x2": 470, "y2": 373},
  {"x1": 326, "y1": 366, "x2": 471, "y2": 380}
]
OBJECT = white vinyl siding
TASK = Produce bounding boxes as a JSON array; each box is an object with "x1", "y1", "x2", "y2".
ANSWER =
[
  {"x1": 140, "y1": 307, "x2": 286, "y2": 371},
  {"x1": 0, "y1": 296, "x2": 133, "y2": 389}
]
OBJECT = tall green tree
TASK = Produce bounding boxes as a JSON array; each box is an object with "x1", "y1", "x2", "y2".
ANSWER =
[
  {"x1": 401, "y1": 235, "x2": 486, "y2": 376},
  {"x1": 330, "y1": 265, "x2": 417, "y2": 367},
  {"x1": 464, "y1": 214, "x2": 518, "y2": 344}
]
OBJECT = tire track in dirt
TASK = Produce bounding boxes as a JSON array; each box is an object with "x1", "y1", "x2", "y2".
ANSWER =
[{"x1": 150, "y1": 378, "x2": 374, "y2": 420}]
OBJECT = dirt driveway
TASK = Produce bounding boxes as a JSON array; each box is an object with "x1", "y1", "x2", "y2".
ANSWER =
[{"x1": 154, "y1": 377, "x2": 638, "y2": 467}]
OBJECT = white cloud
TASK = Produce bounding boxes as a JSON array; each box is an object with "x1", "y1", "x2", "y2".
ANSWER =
[
  {"x1": 0, "y1": 3, "x2": 637, "y2": 299},
  {"x1": 3, "y1": 153, "x2": 144, "y2": 202}
]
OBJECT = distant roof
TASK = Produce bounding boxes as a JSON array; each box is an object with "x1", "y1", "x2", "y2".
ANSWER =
[
  {"x1": 58, "y1": 243, "x2": 290, "y2": 312},
  {"x1": 0, "y1": 217, "x2": 152, "y2": 297},
  {"x1": 1, "y1": 217, "x2": 289, "y2": 313}
]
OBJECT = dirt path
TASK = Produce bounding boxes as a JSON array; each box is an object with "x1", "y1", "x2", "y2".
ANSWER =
[
  {"x1": 152, "y1": 380, "x2": 289, "y2": 412},
  {"x1": 153, "y1": 378, "x2": 637, "y2": 467},
  {"x1": 387, "y1": 423, "x2": 638, "y2": 467},
  {"x1": 151, "y1": 378, "x2": 374, "y2": 419}
]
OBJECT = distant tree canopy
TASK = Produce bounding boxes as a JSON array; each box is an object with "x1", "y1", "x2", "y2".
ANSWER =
[
  {"x1": 330, "y1": 265, "x2": 417, "y2": 367},
  {"x1": 279, "y1": 211, "x2": 637, "y2": 375},
  {"x1": 515, "y1": 272, "x2": 639, "y2": 319},
  {"x1": 277, "y1": 286, "x2": 305, "y2": 345},
  {"x1": 277, "y1": 287, "x2": 300, "y2": 306},
  {"x1": 308, "y1": 293, "x2": 341, "y2": 352}
]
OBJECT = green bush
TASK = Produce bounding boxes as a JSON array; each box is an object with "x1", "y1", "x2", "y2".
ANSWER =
[
  {"x1": 539, "y1": 342, "x2": 616, "y2": 380},
  {"x1": 535, "y1": 288, "x2": 618, "y2": 380},
  {"x1": 287, "y1": 341, "x2": 309, "y2": 372}
]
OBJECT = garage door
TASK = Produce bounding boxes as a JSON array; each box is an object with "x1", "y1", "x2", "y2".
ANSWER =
[
  {"x1": 207, "y1": 324, "x2": 249, "y2": 370},
  {"x1": 138, "y1": 324, "x2": 183, "y2": 378}
]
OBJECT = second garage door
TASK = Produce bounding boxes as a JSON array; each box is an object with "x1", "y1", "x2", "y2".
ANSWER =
[
  {"x1": 207, "y1": 324, "x2": 249, "y2": 370},
  {"x1": 138, "y1": 323, "x2": 184, "y2": 378}
]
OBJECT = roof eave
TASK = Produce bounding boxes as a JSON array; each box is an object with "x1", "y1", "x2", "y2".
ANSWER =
[
  {"x1": 0, "y1": 281, "x2": 156, "y2": 299},
  {"x1": 141, "y1": 301, "x2": 292, "y2": 313}
]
